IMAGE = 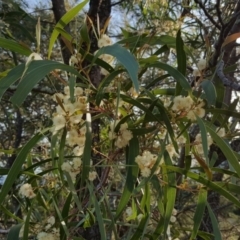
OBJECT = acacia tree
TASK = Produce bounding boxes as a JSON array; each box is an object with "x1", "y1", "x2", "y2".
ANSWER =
[{"x1": 1, "y1": 0, "x2": 240, "y2": 239}]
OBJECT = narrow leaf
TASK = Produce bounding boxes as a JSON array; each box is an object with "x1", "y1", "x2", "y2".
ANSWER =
[
  {"x1": 7, "y1": 224, "x2": 22, "y2": 240},
  {"x1": 115, "y1": 137, "x2": 139, "y2": 220},
  {"x1": 0, "y1": 133, "x2": 42, "y2": 205},
  {"x1": 48, "y1": 0, "x2": 89, "y2": 59},
  {"x1": 190, "y1": 189, "x2": 207, "y2": 239},
  {"x1": 206, "y1": 203, "x2": 222, "y2": 240},
  {"x1": 149, "y1": 62, "x2": 192, "y2": 92},
  {"x1": 10, "y1": 60, "x2": 83, "y2": 106},
  {"x1": 207, "y1": 126, "x2": 240, "y2": 177},
  {"x1": 81, "y1": 115, "x2": 92, "y2": 183},
  {"x1": 176, "y1": 30, "x2": 186, "y2": 76},
  {"x1": 196, "y1": 116, "x2": 209, "y2": 164},
  {"x1": 166, "y1": 165, "x2": 240, "y2": 208},
  {"x1": 0, "y1": 64, "x2": 25, "y2": 101},
  {"x1": 96, "y1": 69, "x2": 124, "y2": 105},
  {"x1": 0, "y1": 37, "x2": 32, "y2": 56},
  {"x1": 97, "y1": 44, "x2": 139, "y2": 92},
  {"x1": 201, "y1": 80, "x2": 216, "y2": 106},
  {"x1": 88, "y1": 182, "x2": 107, "y2": 240},
  {"x1": 222, "y1": 33, "x2": 240, "y2": 47},
  {"x1": 163, "y1": 151, "x2": 176, "y2": 238}
]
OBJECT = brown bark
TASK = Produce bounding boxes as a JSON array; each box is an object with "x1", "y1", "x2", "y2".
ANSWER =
[
  {"x1": 81, "y1": 1, "x2": 111, "y2": 239},
  {"x1": 82, "y1": 2, "x2": 111, "y2": 239},
  {"x1": 51, "y1": 0, "x2": 72, "y2": 64}
]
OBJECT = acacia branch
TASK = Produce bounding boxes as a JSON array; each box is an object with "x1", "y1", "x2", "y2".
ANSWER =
[
  {"x1": 111, "y1": 0, "x2": 127, "y2": 7},
  {"x1": 194, "y1": 0, "x2": 221, "y2": 30},
  {"x1": 216, "y1": 60, "x2": 240, "y2": 91},
  {"x1": 215, "y1": 0, "x2": 224, "y2": 27},
  {"x1": 210, "y1": 2, "x2": 240, "y2": 67}
]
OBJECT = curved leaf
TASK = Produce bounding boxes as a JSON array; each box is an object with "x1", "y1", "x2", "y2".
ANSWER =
[
  {"x1": 7, "y1": 224, "x2": 22, "y2": 240},
  {"x1": 206, "y1": 203, "x2": 222, "y2": 240},
  {"x1": 96, "y1": 69, "x2": 124, "y2": 105},
  {"x1": 207, "y1": 126, "x2": 240, "y2": 177},
  {"x1": 115, "y1": 137, "x2": 139, "y2": 220},
  {"x1": 0, "y1": 63, "x2": 25, "y2": 101},
  {"x1": 176, "y1": 30, "x2": 186, "y2": 76},
  {"x1": 163, "y1": 151, "x2": 176, "y2": 238},
  {"x1": 10, "y1": 60, "x2": 84, "y2": 106},
  {"x1": 148, "y1": 62, "x2": 192, "y2": 92},
  {"x1": 97, "y1": 44, "x2": 139, "y2": 92},
  {"x1": 0, "y1": 133, "x2": 43, "y2": 206},
  {"x1": 0, "y1": 37, "x2": 32, "y2": 56},
  {"x1": 201, "y1": 80, "x2": 216, "y2": 106},
  {"x1": 197, "y1": 116, "x2": 209, "y2": 164},
  {"x1": 81, "y1": 114, "x2": 92, "y2": 184},
  {"x1": 48, "y1": 0, "x2": 89, "y2": 59},
  {"x1": 190, "y1": 189, "x2": 207, "y2": 239},
  {"x1": 166, "y1": 165, "x2": 240, "y2": 208},
  {"x1": 207, "y1": 108, "x2": 240, "y2": 119}
]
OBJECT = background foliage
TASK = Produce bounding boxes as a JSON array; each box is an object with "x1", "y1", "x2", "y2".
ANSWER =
[{"x1": 1, "y1": 0, "x2": 240, "y2": 239}]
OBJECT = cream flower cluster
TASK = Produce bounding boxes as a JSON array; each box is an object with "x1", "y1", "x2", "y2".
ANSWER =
[
  {"x1": 52, "y1": 86, "x2": 87, "y2": 133},
  {"x1": 109, "y1": 122, "x2": 133, "y2": 148},
  {"x1": 193, "y1": 58, "x2": 207, "y2": 77},
  {"x1": 135, "y1": 151, "x2": 160, "y2": 177},
  {"x1": 171, "y1": 96, "x2": 205, "y2": 121},
  {"x1": 166, "y1": 144, "x2": 179, "y2": 159},
  {"x1": 19, "y1": 183, "x2": 36, "y2": 199},
  {"x1": 88, "y1": 171, "x2": 98, "y2": 181},
  {"x1": 51, "y1": 86, "x2": 88, "y2": 181},
  {"x1": 37, "y1": 227, "x2": 60, "y2": 240},
  {"x1": 217, "y1": 127, "x2": 226, "y2": 137},
  {"x1": 194, "y1": 133, "x2": 213, "y2": 155},
  {"x1": 19, "y1": 216, "x2": 59, "y2": 240},
  {"x1": 97, "y1": 34, "x2": 114, "y2": 75},
  {"x1": 52, "y1": 86, "x2": 87, "y2": 152},
  {"x1": 61, "y1": 157, "x2": 82, "y2": 181},
  {"x1": 44, "y1": 216, "x2": 55, "y2": 231},
  {"x1": 69, "y1": 52, "x2": 81, "y2": 66}
]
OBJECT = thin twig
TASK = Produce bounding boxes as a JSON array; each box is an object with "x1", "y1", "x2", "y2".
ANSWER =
[
  {"x1": 194, "y1": 0, "x2": 221, "y2": 29},
  {"x1": 111, "y1": 0, "x2": 127, "y2": 7},
  {"x1": 215, "y1": 0, "x2": 224, "y2": 27}
]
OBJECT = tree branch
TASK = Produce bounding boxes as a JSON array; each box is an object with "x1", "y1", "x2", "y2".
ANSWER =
[
  {"x1": 51, "y1": 0, "x2": 72, "y2": 64},
  {"x1": 111, "y1": 0, "x2": 127, "y2": 7},
  {"x1": 216, "y1": 60, "x2": 240, "y2": 91},
  {"x1": 194, "y1": 0, "x2": 221, "y2": 30},
  {"x1": 215, "y1": 0, "x2": 224, "y2": 27}
]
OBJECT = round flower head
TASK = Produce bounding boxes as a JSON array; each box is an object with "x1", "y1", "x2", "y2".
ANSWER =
[
  {"x1": 141, "y1": 167, "x2": 151, "y2": 177},
  {"x1": 19, "y1": 183, "x2": 36, "y2": 199},
  {"x1": 73, "y1": 158, "x2": 82, "y2": 170},
  {"x1": 193, "y1": 69, "x2": 201, "y2": 77},
  {"x1": 125, "y1": 207, "x2": 133, "y2": 217},
  {"x1": 64, "y1": 86, "x2": 70, "y2": 95},
  {"x1": 52, "y1": 115, "x2": 66, "y2": 131},
  {"x1": 217, "y1": 128, "x2": 226, "y2": 137},
  {"x1": 61, "y1": 162, "x2": 72, "y2": 173},
  {"x1": 89, "y1": 171, "x2": 97, "y2": 181},
  {"x1": 197, "y1": 59, "x2": 207, "y2": 70},
  {"x1": 26, "y1": 52, "x2": 42, "y2": 66},
  {"x1": 74, "y1": 87, "x2": 83, "y2": 96},
  {"x1": 98, "y1": 34, "x2": 112, "y2": 48},
  {"x1": 69, "y1": 55, "x2": 78, "y2": 66},
  {"x1": 37, "y1": 232, "x2": 56, "y2": 240}
]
